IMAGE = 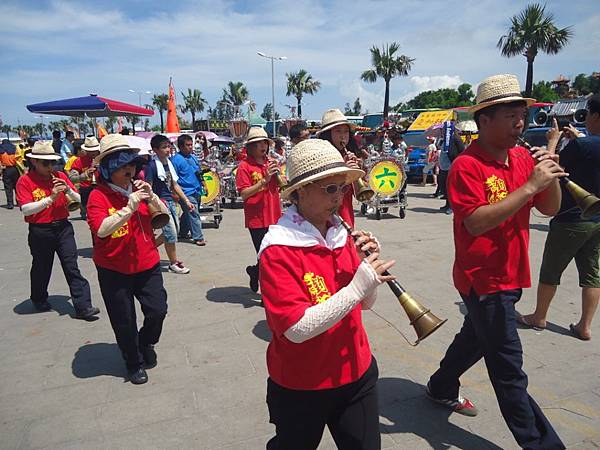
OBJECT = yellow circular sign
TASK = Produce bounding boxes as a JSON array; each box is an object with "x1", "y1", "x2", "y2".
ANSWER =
[
  {"x1": 201, "y1": 170, "x2": 221, "y2": 205},
  {"x1": 368, "y1": 159, "x2": 404, "y2": 196}
]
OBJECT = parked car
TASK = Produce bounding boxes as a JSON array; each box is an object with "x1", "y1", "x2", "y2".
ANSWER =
[{"x1": 403, "y1": 131, "x2": 431, "y2": 180}]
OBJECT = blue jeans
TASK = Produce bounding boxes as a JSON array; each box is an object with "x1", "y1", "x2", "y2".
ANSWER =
[
  {"x1": 429, "y1": 289, "x2": 564, "y2": 450},
  {"x1": 179, "y1": 194, "x2": 204, "y2": 241}
]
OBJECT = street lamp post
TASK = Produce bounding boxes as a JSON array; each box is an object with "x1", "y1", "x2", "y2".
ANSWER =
[
  {"x1": 257, "y1": 52, "x2": 287, "y2": 137},
  {"x1": 128, "y1": 89, "x2": 152, "y2": 107}
]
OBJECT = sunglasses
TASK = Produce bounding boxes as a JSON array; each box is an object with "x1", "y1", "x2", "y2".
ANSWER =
[
  {"x1": 318, "y1": 183, "x2": 351, "y2": 195},
  {"x1": 40, "y1": 160, "x2": 54, "y2": 167}
]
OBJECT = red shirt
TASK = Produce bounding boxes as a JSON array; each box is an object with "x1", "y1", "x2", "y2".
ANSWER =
[
  {"x1": 70, "y1": 155, "x2": 94, "y2": 188},
  {"x1": 259, "y1": 237, "x2": 372, "y2": 390},
  {"x1": 87, "y1": 183, "x2": 160, "y2": 274},
  {"x1": 16, "y1": 170, "x2": 76, "y2": 224},
  {"x1": 236, "y1": 156, "x2": 282, "y2": 229},
  {"x1": 448, "y1": 141, "x2": 538, "y2": 295}
]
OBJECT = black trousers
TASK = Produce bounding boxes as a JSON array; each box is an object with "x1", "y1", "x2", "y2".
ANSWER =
[
  {"x1": 249, "y1": 227, "x2": 269, "y2": 254},
  {"x1": 96, "y1": 263, "x2": 167, "y2": 371},
  {"x1": 429, "y1": 289, "x2": 564, "y2": 450},
  {"x1": 79, "y1": 186, "x2": 94, "y2": 220},
  {"x1": 28, "y1": 221, "x2": 92, "y2": 312},
  {"x1": 266, "y1": 358, "x2": 380, "y2": 450},
  {"x1": 3, "y1": 166, "x2": 19, "y2": 207}
]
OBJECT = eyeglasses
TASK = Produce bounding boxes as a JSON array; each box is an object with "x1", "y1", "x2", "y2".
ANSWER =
[{"x1": 318, "y1": 183, "x2": 351, "y2": 195}]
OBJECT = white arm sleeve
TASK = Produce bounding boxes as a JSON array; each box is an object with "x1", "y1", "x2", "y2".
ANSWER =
[
  {"x1": 361, "y1": 289, "x2": 377, "y2": 310},
  {"x1": 65, "y1": 188, "x2": 81, "y2": 203},
  {"x1": 284, "y1": 261, "x2": 381, "y2": 343},
  {"x1": 97, "y1": 206, "x2": 134, "y2": 238},
  {"x1": 21, "y1": 197, "x2": 54, "y2": 216}
]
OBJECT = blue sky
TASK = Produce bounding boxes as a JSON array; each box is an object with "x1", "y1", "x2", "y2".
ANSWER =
[{"x1": 1, "y1": 0, "x2": 598, "y2": 126}]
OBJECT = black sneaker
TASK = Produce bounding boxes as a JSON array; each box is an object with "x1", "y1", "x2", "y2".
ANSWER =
[
  {"x1": 33, "y1": 300, "x2": 52, "y2": 312},
  {"x1": 74, "y1": 306, "x2": 100, "y2": 321},
  {"x1": 246, "y1": 265, "x2": 259, "y2": 293},
  {"x1": 128, "y1": 367, "x2": 148, "y2": 385},
  {"x1": 141, "y1": 345, "x2": 157, "y2": 369}
]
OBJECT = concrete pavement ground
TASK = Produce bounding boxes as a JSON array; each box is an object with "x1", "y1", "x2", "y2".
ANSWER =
[{"x1": 0, "y1": 184, "x2": 598, "y2": 450}]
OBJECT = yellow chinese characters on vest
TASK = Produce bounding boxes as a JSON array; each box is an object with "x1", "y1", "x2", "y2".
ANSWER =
[
  {"x1": 108, "y1": 207, "x2": 129, "y2": 238},
  {"x1": 303, "y1": 272, "x2": 332, "y2": 304},
  {"x1": 484, "y1": 175, "x2": 508, "y2": 204}
]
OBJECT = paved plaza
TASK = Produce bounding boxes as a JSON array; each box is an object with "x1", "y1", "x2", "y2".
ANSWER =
[{"x1": 0, "y1": 185, "x2": 598, "y2": 450}]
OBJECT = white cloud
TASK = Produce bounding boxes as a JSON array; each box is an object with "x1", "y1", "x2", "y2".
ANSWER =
[{"x1": 398, "y1": 75, "x2": 465, "y2": 103}]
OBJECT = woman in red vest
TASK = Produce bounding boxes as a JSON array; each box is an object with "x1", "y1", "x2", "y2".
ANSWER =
[
  {"x1": 259, "y1": 139, "x2": 394, "y2": 449},
  {"x1": 87, "y1": 134, "x2": 169, "y2": 385}
]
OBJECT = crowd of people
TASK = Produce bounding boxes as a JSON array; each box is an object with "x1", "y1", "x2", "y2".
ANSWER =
[{"x1": 1, "y1": 73, "x2": 600, "y2": 449}]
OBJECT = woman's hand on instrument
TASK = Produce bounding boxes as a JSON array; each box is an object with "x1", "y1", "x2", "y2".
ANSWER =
[
  {"x1": 364, "y1": 252, "x2": 396, "y2": 283},
  {"x1": 344, "y1": 153, "x2": 361, "y2": 170},
  {"x1": 265, "y1": 164, "x2": 278, "y2": 182},
  {"x1": 133, "y1": 179, "x2": 153, "y2": 196},
  {"x1": 352, "y1": 230, "x2": 380, "y2": 258},
  {"x1": 127, "y1": 190, "x2": 150, "y2": 211},
  {"x1": 50, "y1": 177, "x2": 68, "y2": 199}
]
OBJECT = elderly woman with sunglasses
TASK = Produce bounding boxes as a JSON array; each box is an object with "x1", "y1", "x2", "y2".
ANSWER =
[
  {"x1": 15, "y1": 141, "x2": 98, "y2": 320},
  {"x1": 258, "y1": 139, "x2": 394, "y2": 450}
]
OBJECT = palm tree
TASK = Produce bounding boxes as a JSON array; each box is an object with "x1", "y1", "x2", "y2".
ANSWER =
[
  {"x1": 1, "y1": 124, "x2": 12, "y2": 139},
  {"x1": 180, "y1": 88, "x2": 206, "y2": 129},
  {"x1": 222, "y1": 81, "x2": 249, "y2": 107},
  {"x1": 497, "y1": 3, "x2": 573, "y2": 97},
  {"x1": 285, "y1": 70, "x2": 321, "y2": 118},
  {"x1": 152, "y1": 93, "x2": 169, "y2": 132},
  {"x1": 105, "y1": 116, "x2": 117, "y2": 133},
  {"x1": 361, "y1": 42, "x2": 415, "y2": 119},
  {"x1": 127, "y1": 116, "x2": 140, "y2": 134}
]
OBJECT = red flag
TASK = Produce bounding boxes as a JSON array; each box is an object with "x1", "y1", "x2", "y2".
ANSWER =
[{"x1": 166, "y1": 77, "x2": 180, "y2": 133}]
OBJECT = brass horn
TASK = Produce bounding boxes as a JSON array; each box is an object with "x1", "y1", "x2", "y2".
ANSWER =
[
  {"x1": 52, "y1": 173, "x2": 80, "y2": 212},
  {"x1": 146, "y1": 200, "x2": 170, "y2": 229},
  {"x1": 340, "y1": 142, "x2": 374, "y2": 202},
  {"x1": 519, "y1": 137, "x2": 600, "y2": 219},
  {"x1": 337, "y1": 215, "x2": 447, "y2": 345}
]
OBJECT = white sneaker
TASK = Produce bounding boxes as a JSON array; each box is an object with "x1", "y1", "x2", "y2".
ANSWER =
[{"x1": 168, "y1": 261, "x2": 190, "y2": 274}]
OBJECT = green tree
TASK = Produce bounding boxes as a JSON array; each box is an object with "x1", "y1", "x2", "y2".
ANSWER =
[
  {"x1": 457, "y1": 83, "x2": 474, "y2": 105},
  {"x1": 127, "y1": 116, "x2": 140, "y2": 134},
  {"x1": 1, "y1": 124, "x2": 12, "y2": 139},
  {"x1": 361, "y1": 42, "x2": 415, "y2": 119},
  {"x1": 497, "y1": 3, "x2": 573, "y2": 97},
  {"x1": 180, "y1": 88, "x2": 206, "y2": 130},
  {"x1": 152, "y1": 93, "x2": 169, "y2": 132},
  {"x1": 529, "y1": 81, "x2": 559, "y2": 102},
  {"x1": 572, "y1": 73, "x2": 596, "y2": 96},
  {"x1": 285, "y1": 70, "x2": 321, "y2": 118},
  {"x1": 261, "y1": 103, "x2": 280, "y2": 121},
  {"x1": 353, "y1": 98, "x2": 362, "y2": 115},
  {"x1": 222, "y1": 81, "x2": 249, "y2": 107},
  {"x1": 104, "y1": 116, "x2": 117, "y2": 133}
]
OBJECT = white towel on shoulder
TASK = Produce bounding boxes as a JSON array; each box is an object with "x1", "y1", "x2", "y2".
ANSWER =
[{"x1": 155, "y1": 159, "x2": 179, "y2": 183}]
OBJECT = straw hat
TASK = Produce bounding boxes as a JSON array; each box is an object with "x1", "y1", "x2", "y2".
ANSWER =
[
  {"x1": 26, "y1": 141, "x2": 62, "y2": 160},
  {"x1": 94, "y1": 133, "x2": 140, "y2": 164},
  {"x1": 281, "y1": 139, "x2": 364, "y2": 199},
  {"x1": 81, "y1": 135, "x2": 100, "y2": 152},
  {"x1": 244, "y1": 127, "x2": 273, "y2": 146},
  {"x1": 469, "y1": 74, "x2": 536, "y2": 114},
  {"x1": 316, "y1": 109, "x2": 355, "y2": 136}
]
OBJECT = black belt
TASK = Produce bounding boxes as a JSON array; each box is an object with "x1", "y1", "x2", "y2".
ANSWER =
[{"x1": 29, "y1": 219, "x2": 69, "y2": 229}]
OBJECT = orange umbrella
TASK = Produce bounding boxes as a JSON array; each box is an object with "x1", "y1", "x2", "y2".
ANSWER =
[{"x1": 166, "y1": 78, "x2": 180, "y2": 133}]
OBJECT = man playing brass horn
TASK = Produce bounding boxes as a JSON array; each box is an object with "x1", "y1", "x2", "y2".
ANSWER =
[{"x1": 425, "y1": 75, "x2": 566, "y2": 449}]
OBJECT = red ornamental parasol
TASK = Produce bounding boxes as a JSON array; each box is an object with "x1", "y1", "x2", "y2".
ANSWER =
[{"x1": 26, "y1": 94, "x2": 154, "y2": 117}]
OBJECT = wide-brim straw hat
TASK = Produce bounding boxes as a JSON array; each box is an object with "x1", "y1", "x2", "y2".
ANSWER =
[
  {"x1": 244, "y1": 127, "x2": 273, "y2": 146},
  {"x1": 316, "y1": 108, "x2": 355, "y2": 136},
  {"x1": 26, "y1": 141, "x2": 62, "y2": 160},
  {"x1": 281, "y1": 139, "x2": 364, "y2": 199},
  {"x1": 469, "y1": 74, "x2": 536, "y2": 114},
  {"x1": 94, "y1": 133, "x2": 140, "y2": 164},
  {"x1": 81, "y1": 135, "x2": 100, "y2": 152}
]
